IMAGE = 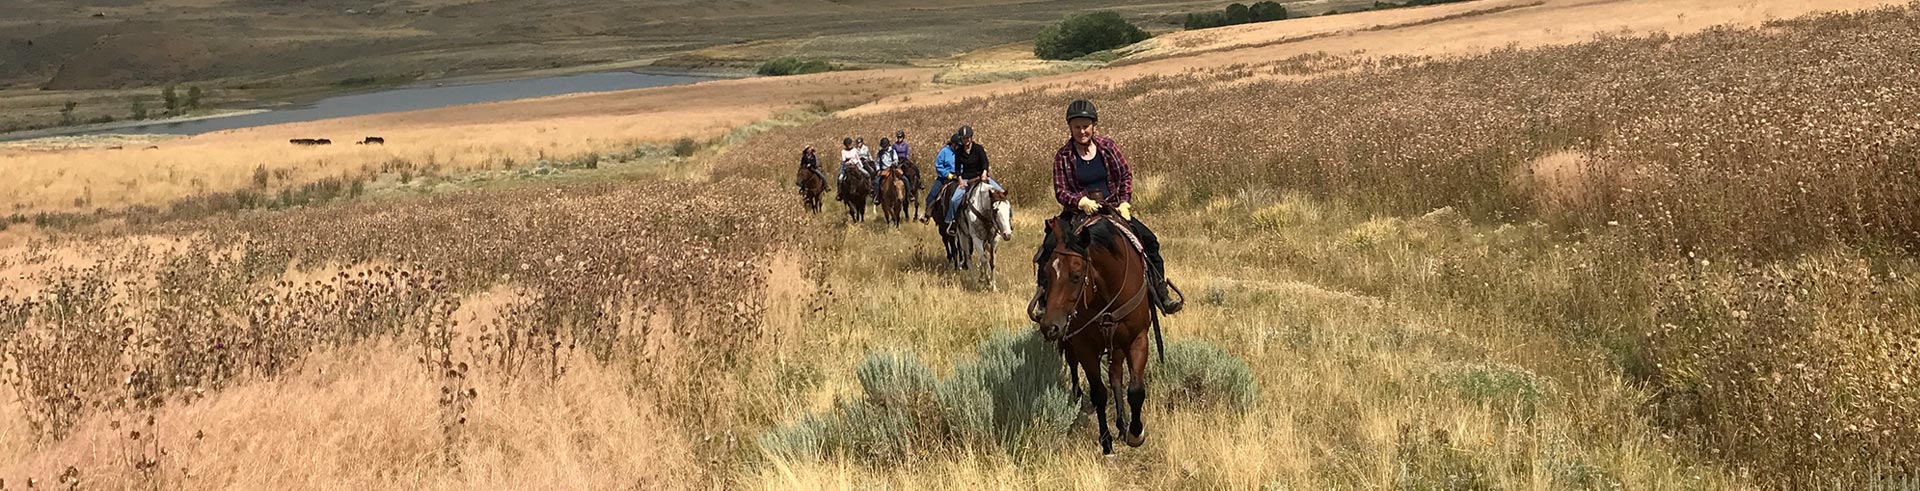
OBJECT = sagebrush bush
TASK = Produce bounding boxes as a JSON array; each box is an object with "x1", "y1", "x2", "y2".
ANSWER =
[
  {"x1": 1433, "y1": 362, "x2": 1552, "y2": 419},
  {"x1": 1157, "y1": 338, "x2": 1260, "y2": 411},
  {"x1": 761, "y1": 330, "x2": 1077, "y2": 463}
]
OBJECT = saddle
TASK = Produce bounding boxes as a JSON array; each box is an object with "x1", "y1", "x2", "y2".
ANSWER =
[{"x1": 933, "y1": 179, "x2": 988, "y2": 225}]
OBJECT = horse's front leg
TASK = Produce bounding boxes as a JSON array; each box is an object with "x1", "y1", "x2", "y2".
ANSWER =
[
  {"x1": 1083, "y1": 356, "x2": 1114, "y2": 455},
  {"x1": 1125, "y1": 332, "x2": 1150, "y2": 448}
]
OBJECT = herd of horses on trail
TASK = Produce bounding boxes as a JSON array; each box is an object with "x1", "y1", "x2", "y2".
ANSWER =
[
  {"x1": 797, "y1": 152, "x2": 1014, "y2": 291},
  {"x1": 793, "y1": 144, "x2": 1162, "y2": 457},
  {"x1": 289, "y1": 136, "x2": 384, "y2": 145}
]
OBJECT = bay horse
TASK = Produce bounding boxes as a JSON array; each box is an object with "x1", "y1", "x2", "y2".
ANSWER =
[
  {"x1": 1035, "y1": 213, "x2": 1165, "y2": 455},
  {"x1": 951, "y1": 182, "x2": 1013, "y2": 289},
  {"x1": 877, "y1": 168, "x2": 908, "y2": 227},
  {"x1": 837, "y1": 161, "x2": 871, "y2": 222},
  {"x1": 896, "y1": 159, "x2": 923, "y2": 221},
  {"x1": 795, "y1": 165, "x2": 826, "y2": 213}
]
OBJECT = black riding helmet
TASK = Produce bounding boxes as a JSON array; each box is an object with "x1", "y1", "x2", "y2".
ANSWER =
[
  {"x1": 842, "y1": 137, "x2": 853, "y2": 147},
  {"x1": 895, "y1": 130, "x2": 906, "y2": 139},
  {"x1": 955, "y1": 125, "x2": 975, "y2": 141},
  {"x1": 1067, "y1": 99, "x2": 1098, "y2": 122}
]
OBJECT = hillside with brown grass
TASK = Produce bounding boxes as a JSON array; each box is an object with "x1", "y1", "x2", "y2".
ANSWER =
[{"x1": 3, "y1": 0, "x2": 1917, "y2": 489}]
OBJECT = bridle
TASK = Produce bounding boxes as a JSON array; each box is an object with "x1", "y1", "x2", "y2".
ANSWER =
[{"x1": 1047, "y1": 216, "x2": 1149, "y2": 344}]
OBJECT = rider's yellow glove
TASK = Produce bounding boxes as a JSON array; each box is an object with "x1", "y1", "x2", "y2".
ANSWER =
[
  {"x1": 946, "y1": 173, "x2": 957, "y2": 180},
  {"x1": 1117, "y1": 202, "x2": 1133, "y2": 221},
  {"x1": 1076, "y1": 196, "x2": 1101, "y2": 215}
]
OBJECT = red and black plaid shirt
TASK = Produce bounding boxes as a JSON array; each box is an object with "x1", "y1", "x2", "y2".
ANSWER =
[{"x1": 1051, "y1": 136, "x2": 1133, "y2": 215}]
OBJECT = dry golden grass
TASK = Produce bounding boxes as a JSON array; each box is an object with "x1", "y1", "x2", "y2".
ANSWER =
[
  {"x1": 716, "y1": 3, "x2": 1920, "y2": 485},
  {"x1": 4, "y1": 1, "x2": 1918, "y2": 489},
  {"x1": 0, "y1": 68, "x2": 932, "y2": 215},
  {"x1": 847, "y1": 0, "x2": 1906, "y2": 115}
]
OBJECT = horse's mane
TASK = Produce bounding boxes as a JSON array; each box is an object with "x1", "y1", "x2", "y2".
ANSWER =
[{"x1": 1066, "y1": 216, "x2": 1123, "y2": 256}]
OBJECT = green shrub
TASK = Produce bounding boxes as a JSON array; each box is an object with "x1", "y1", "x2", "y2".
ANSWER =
[
  {"x1": 1156, "y1": 338, "x2": 1260, "y2": 411},
  {"x1": 1185, "y1": 11, "x2": 1228, "y2": 30},
  {"x1": 1186, "y1": 2, "x2": 1286, "y2": 30},
  {"x1": 1433, "y1": 362, "x2": 1551, "y2": 418},
  {"x1": 760, "y1": 330, "x2": 1077, "y2": 464},
  {"x1": 1225, "y1": 3, "x2": 1253, "y2": 24},
  {"x1": 1251, "y1": 1, "x2": 1289, "y2": 22},
  {"x1": 1034, "y1": 11, "x2": 1151, "y2": 61},
  {"x1": 757, "y1": 57, "x2": 832, "y2": 76}
]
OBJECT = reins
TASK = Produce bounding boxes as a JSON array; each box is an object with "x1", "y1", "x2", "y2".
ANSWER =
[{"x1": 1051, "y1": 216, "x2": 1152, "y2": 345}]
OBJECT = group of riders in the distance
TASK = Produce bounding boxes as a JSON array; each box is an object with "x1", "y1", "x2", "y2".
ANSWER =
[
  {"x1": 795, "y1": 98, "x2": 1183, "y2": 317},
  {"x1": 796, "y1": 99, "x2": 1187, "y2": 454}
]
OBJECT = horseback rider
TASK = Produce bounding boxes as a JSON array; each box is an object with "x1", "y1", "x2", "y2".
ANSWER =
[
  {"x1": 941, "y1": 125, "x2": 1002, "y2": 227},
  {"x1": 1032, "y1": 99, "x2": 1183, "y2": 316},
  {"x1": 836, "y1": 137, "x2": 861, "y2": 200},
  {"x1": 854, "y1": 137, "x2": 874, "y2": 166},
  {"x1": 798, "y1": 145, "x2": 824, "y2": 189},
  {"x1": 892, "y1": 130, "x2": 911, "y2": 164},
  {"x1": 872, "y1": 137, "x2": 899, "y2": 198},
  {"x1": 924, "y1": 133, "x2": 960, "y2": 222}
]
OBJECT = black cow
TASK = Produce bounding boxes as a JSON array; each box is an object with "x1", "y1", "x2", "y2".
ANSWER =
[{"x1": 358, "y1": 136, "x2": 385, "y2": 145}]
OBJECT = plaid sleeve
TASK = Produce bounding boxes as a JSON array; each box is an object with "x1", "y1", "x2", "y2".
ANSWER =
[
  {"x1": 1053, "y1": 143, "x2": 1082, "y2": 210},
  {"x1": 1102, "y1": 137, "x2": 1133, "y2": 205}
]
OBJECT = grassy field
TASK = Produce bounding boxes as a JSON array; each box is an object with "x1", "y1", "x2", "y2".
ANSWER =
[
  {"x1": 2, "y1": 0, "x2": 1916, "y2": 489},
  {"x1": 0, "y1": 0, "x2": 1230, "y2": 133}
]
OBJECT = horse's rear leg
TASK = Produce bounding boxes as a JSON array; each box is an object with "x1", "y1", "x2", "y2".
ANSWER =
[{"x1": 1124, "y1": 334, "x2": 1151, "y2": 447}]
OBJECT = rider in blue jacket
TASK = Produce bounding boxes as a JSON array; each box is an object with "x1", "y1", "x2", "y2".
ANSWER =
[
  {"x1": 924, "y1": 134, "x2": 959, "y2": 221},
  {"x1": 943, "y1": 125, "x2": 1000, "y2": 225}
]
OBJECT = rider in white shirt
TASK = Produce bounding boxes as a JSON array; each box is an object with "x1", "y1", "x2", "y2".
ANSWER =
[{"x1": 872, "y1": 137, "x2": 899, "y2": 197}]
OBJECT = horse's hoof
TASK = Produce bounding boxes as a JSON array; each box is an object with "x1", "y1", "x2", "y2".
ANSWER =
[{"x1": 1125, "y1": 431, "x2": 1145, "y2": 448}]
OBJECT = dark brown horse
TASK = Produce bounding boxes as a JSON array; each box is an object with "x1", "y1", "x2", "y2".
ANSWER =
[
  {"x1": 877, "y1": 168, "x2": 907, "y2": 227},
  {"x1": 837, "y1": 162, "x2": 871, "y2": 222},
  {"x1": 796, "y1": 165, "x2": 826, "y2": 213},
  {"x1": 896, "y1": 159, "x2": 923, "y2": 221},
  {"x1": 1036, "y1": 213, "x2": 1164, "y2": 455}
]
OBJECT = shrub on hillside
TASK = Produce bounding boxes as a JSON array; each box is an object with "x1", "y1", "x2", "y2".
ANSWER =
[
  {"x1": 1186, "y1": 2, "x2": 1287, "y2": 30},
  {"x1": 1251, "y1": 1, "x2": 1288, "y2": 22},
  {"x1": 757, "y1": 57, "x2": 832, "y2": 76},
  {"x1": 672, "y1": 137, "x2": 698, "y2": 157},
  {"x1": 1034, "y1": 11, "x2": 1151, "y2": 61}
]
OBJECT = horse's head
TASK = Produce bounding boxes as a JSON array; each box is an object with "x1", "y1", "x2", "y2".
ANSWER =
[
  {"x1": 988, "y1": 189, "x2": 1013, "y2": 242},
  {"x1": 1037, "y1": 217, "x2": 1097, "y2": 340}
]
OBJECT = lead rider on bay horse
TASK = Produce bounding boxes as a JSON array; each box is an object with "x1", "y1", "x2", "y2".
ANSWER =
[{"x1": 1031, "y1": 99, "x2": 1183, "y2": 319}]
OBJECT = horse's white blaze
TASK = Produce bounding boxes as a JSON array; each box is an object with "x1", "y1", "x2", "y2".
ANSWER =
[{"x1": 992, "y1": 201, "x2": 1013, "y2": 240}]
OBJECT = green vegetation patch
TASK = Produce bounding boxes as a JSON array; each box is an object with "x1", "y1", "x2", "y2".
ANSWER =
[
  {"x1": 1035, "y1": 11, "x2": 1150, "y2": 61},
  {"x1": 757, "y1": 57, "x2": 834, "y2": 76},
  {"x1": 759, "y1": 330, "x2": 1077, "y2": 464}
]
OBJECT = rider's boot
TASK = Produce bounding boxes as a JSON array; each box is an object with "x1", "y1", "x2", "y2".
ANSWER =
[{"x1": 1152, "y1": 272, "x2": 1184, "y2": 315}]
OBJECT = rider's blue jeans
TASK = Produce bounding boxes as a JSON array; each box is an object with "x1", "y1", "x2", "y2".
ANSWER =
[{"x1": 945, "y1": 177, "x2": 1002, "y2": 223}]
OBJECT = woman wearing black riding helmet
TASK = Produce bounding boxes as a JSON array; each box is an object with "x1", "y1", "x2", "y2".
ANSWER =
[{"x1": 1031, "y1": 99, "x2": 1182, "y2": 317}]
